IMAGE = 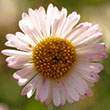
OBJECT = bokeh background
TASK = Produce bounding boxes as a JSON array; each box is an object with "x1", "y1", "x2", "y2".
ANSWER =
[{"x1": 0, "y1": 0, "x2": 110, "y2": 110}]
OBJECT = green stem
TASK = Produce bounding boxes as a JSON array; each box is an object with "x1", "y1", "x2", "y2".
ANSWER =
[{"x1": 48, "y1": 103, "x2": 60, "y2": 110}]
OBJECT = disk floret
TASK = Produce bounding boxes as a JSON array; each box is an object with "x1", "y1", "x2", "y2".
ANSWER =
[{"x1": 32, "y1": 37, "x2": 77, "y2": 80}]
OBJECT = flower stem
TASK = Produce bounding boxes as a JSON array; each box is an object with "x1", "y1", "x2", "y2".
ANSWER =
[{"x1": 48, "y1": 103, "x2": 60, "y2": 110}]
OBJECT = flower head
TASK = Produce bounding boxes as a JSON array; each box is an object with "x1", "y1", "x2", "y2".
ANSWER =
[{"x1": 2, "y1": 4, "x2": 107, "y2": 106}]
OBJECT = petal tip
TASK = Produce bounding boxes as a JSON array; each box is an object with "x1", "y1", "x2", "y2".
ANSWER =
[
  {"x1": 22, "y1": 13, "x2": 27, "y2": 18},
  {"x1": 1, "y1": 50, "x2": 5, "y2": 55},
  {"x1": 98, "y1": 33, "x2": 103, "y2": 38},
  {"x1": 48, "y1": 3, "x2": 53, "y2": 7}
]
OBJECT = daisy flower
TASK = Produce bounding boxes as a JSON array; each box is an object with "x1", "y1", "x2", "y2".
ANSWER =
[{"x1": 2, "y1": 4, "x2": 107, "y2": 107}]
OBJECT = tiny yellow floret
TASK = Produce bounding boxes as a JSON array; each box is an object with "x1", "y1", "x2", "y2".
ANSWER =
[{"x1": 32, "y1": 37, "x2": 77, "y2": 80}]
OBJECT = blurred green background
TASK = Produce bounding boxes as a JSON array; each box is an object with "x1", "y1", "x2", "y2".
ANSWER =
[{"x1": 0, "y1": 0, "x2": 110, "y2": 110}]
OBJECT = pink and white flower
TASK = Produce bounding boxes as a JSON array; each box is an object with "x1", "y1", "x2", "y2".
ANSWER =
[{"x1": 2, "y1": 4, "x2": 107, "y2": 107}]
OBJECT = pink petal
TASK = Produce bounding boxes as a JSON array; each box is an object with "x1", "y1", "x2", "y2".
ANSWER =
[
  {"x1": 2, "y1": 49, "x2": 31, "y2": 56},
  {"x1": 35, "y1": 76, "x2": 45, "y2": 100},
  {"x1": 75, "y1": 33, "x2": 103, "y2": 48},
  {"x1": 13, "y1": 65, "x2": 35, "y2": 79},
  {"x1": 21, "y1": 74, "x2": 41, "y2": 97},
  {"x1": 19, "y1": 19, "x2": 39, "y2": 44},
  {"x1": 52, "y1": 81, "x2": 61, "y2": 107},
  {"x1": 77, "y1": 43, "x2": 106, "y2": 55},
  {"x1": 63, "y1": 23, "x2": 83, "y2": 40},
  {"x1": 61, "y1": 12, "x2": 80, "y2": 37},
  {"x1": 78, "y1": 51, "x2": 107, "y2": 61},
  {"x1": 73, "y1": 24, "x2": 99, "y2": 45},
  {"x1": 40, "y1": 79, "x2": 50, "y2": 103},
  {"x1": 59, "y1": 81, "x2": 74, "y2": 104},
  {"x1": 73, "y1": 64, "x2": 100, "y2": 82},
  {"x1": 70, "y1": 22, "x2": 92, "y2": 42},
  {"x1": 36, "y1": 6, "x2": 48, "y2": 37},
  {"x1": 28, "y1": 8, "x2": 44, "y2": 40},
  {"x1": 62, "y1": 77, "x2": 80, "y2": 102},
  {"x1": 68, "y1": 73, "x2": 89, "y2": 95},
  {"x1": 58, "y1": 82, "x2": 66, "y2": 105}
]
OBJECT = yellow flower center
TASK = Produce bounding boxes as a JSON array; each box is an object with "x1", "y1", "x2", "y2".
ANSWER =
[{"x1": 32, "y1": 37, "x2": 77, "y2": 80}]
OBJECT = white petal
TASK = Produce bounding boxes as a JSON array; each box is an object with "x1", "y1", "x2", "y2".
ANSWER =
[
  {"x1": 5, "y1": 41, "x2": 14, "y2": 47},
  {"x1": 19, "y1": 19, "x2": 39, "y2": 44},
  {"x1": 36, "y1": 7, "x2": 48, "y2": 37},
  {"x1": 30, "y1": 9, "x2": 42, "y2": 34},
  {"x1": 52, "y1": 8, "x2": 67, "y2": 36},
  {"x1": 68, "y1": 72, "x2": 89, "y2": 95},
  {"x1": 6, "y1": 55, "x2": 31, "y2": 69},
  {"x1": 5, "y1": 51, "x2": 31, "y2": 68},
  {"x1": 2, "y1": 49, "x2": 32, "y2": 56},
  {"x1": 76, "y1": 43, "x2": 106, "y2": 55},
  {"x1": 75, "y1": 33, "x2": 103, "y2": 48},
  {"x1": 46, "y1": 3, "x2": 54, "y2": 36},
  {"x1": 45, "y1": 87, "x2": 52, "y2": 106},
  {"x1": 69, "y1": 22, "x2": 92, "y2": 42},
  {"x1": 5, "y1": 34, "x2": 32, "y2": 51},
  {"x1": 51, "y1": 17, "x2": 59, "y2": 36},
  {"x1": 14, "y1": 67, "x2": 36, "y2": 86},
  {"x1": 63, "y1": 23, "x2": 83, "y2": 40},
  {"x1": 35, "y1": 76, "x2": 45, "y2": 100},
  {"x1": 28, "y1": 9, "x2": 44, "y2": 40},
  {"x1": 58, "y1": 82, "x2": 66, "y2": 105},
  {"x1": 78, "y1": 51, "x2": 107, "y2": 61},
  {"x1": 60, "y1": 81, "x2": 74, "y2": 104},
  {"x1": 61, "y1": 12, "x2": 80, "y2": 37},
  {"x1": 16, "y1": 32, "x2": 35, "y2": 47},
  {"x1": 13, "y1": 65, "x2": 35, "y2": 79},
  {"x1": 21, "y1": 74, "x2": 41, "y2": 97},
  {"x1": 62, "y1": 77, "x2": 80, "y2": 102},
  {"x1": 73, "y1": 24, "x2": 99, "y2": 45},
  {"x1": 73, "y1": 63, "x2": 100, "y2": 82},
  {"x1": 50, "y1": 6, "x2": 59, "y2": 36},
  {"x1": 89, "y1": 63, "x2": 104, "y2": 73},
  {"x1": 40, "y1": 79, "x2": 50, "y2": 104},
  {"x1": 52, "y1": 81, "x2": 61, "y2": 107}
]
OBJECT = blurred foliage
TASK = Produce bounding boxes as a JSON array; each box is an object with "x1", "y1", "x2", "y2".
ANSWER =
[{"x1": 0, "y1": 0, "x2": 110, "y2": 110}]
